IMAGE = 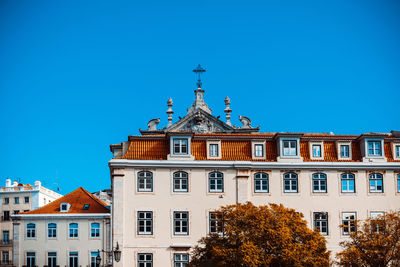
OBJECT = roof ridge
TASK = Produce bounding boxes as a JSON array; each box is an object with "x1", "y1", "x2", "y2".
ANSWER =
[{"x1": 79, "y1": 187, "x2": 109, "y2": 207}]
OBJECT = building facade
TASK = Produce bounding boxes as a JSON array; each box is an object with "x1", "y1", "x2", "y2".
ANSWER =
[
  {"x1": 109, "y1": 74, "x2": 400, "y2": 266},
  {"x1": 12, "y1": 187, "x2": 111, "y2": 267},
  {"x1": 0, "y1": 179, "x2": 62, "y2": 266}
]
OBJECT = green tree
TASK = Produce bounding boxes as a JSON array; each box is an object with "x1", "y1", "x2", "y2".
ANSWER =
[
  {"x1": 336, "y1": 211, "x2": 400, "y2": 266},
  {"x1": 189, "y1": 202, "x2": 330, "y2": 267}
]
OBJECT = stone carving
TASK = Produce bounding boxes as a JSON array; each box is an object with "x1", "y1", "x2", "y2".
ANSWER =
[
  {"x1": 147, "y1": 118, "x2": 160, "y2": 131},
  {"x1": 239, "y1": 115, "x2": 252, "y2": 128},
  {"x1": 178, "y1": 111, "x2": 224, "y2": 133}
]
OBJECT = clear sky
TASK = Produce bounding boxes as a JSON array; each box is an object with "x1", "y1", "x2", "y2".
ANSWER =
[{"x1": 0, "y1": 0, "x2": 399, "y2": 194}]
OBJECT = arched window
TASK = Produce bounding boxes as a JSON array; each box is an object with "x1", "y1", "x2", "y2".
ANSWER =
[
  {"x1": 173, "y1": 171, "x2": 188, "y2": 192},
  {"x1": 397, "y1": 174, "x2": 400, "y2": 193},
  {"x1": 312, "y1": 173, "x2": 327, "y2": 193},
  {"x1": 48, "y1": 223, "x2": 57, "y2": 238},
  {"x1": 369, "y1": 173, "x2": 383, "y2": 193},
  {"x1": 254, "y1": 173, "x2": 269, "y2": 193},
  {"x1": 341, "y1": 173, "x2": 355, "y2": 193},
  {"x1": 26, "y1": 223, "x2": 36, "y2": 238},
  {"x1": 69, "y1": 223, "x2": 78, "y2": 238},
  {"x1": 137, "y1": 171, "x2": 153, "y2": 192},
  {"x1": 91, "y1": 223, "x2": 100, "y2": 237},
  {"x1": 209, "y1": 172, "x2": 223, "y2": 192},
  {"x1": 283, "y1": 173, "x2": 298, "y2": 193}
]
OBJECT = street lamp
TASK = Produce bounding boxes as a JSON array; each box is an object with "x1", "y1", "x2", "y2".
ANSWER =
[{"x1": 96, "y1": 242, "x2": 122, "y2": 265}]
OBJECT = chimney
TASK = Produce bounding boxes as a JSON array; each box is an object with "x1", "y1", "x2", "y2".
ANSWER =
[
  {"x1": 13, "y1": 180, "x2": 18, "y2": 187},
  {"x1": 5, "y1": 179, "x2": 11, "y2": 187},
  {"x1": 35, "y1": 180, "x2": 41, "y2": 187}
]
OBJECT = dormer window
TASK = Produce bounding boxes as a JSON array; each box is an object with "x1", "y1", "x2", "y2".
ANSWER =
[
  {"x1": 309, "y1": 141, "x2": 324, "y2": 160},
  {"x1": 207, "y1": 140, "x2": 221, "y2": 159},
  {"x1": 170, "y1": 136, "x2": 191, "y2": 157},
  {"x1": 340, "y1": 145, "x2": 350, "y2": 158},
  {"x1": 252, "y1": 141, "x2": 266, "y2": 160},
  {"x1": 283, "y1": 140, "x2": 297, "y2": 156},
  {"x1": 368, "y1": 140, "x2": 382, "y2": 156},
  {"x1": 83, "y1": 204, "x2": 90, "y2": 210},
  {"x1": 60, "y1": 203, "x2": 70, "y2": 212},
  {"x1": 337, "y1": 141, "x2": 352, "y2": 160}
]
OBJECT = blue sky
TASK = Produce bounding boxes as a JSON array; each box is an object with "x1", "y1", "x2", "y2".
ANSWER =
[{"x1": 0, "y1": 0, "x2": 399, "y2": 194}]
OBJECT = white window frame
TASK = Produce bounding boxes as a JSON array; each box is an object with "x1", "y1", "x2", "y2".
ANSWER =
[
  {"x1": 60, "y1": 202, "x2": 70, "y2": 212},
  {"x1": 365, "y1": 139, "x2": 384, "y2": 158},
  {"x1": 68, "y1": 251, "x2": 79, "y2": 267},
  {"x1": 208, "y1": 172, "x2": 224, "y2": 193},
  {"x1": 312, "y1": 173, "x2": 327, "y2": 193},
  {"x1": 309, "y1": 141, "x2": 324, "y2": 160},
  {"x1": 2, "y1": 251, "x2": 9, "y2": 265},
  {"x1": 252, "y1": 140, "x2": 266, "y2": 160},
  {"x1": 47, "y1": 223, "x2": 57, "y2": 238},
  {"x1": 26, "y1": 223, "x2": 36, "y2": 239},
  {"x1": 341, "y1": 173, "x2": 356, "y2": 193},
  {"x1": 207, "y1": 140, "x2": 221, "y2": 159},
  {"x1": 369, "y1": 173, "x2": 384, "y2": 193},
  {"x1": 337, "y1": 141, "x2": 352, "y2": 160},
  {"x1": 47, "y1": 251, "x2": 57, "y2": 267},
  {"x1": 138, "y1": 253, "x2": 153, "y2": 267},
  {"x1": 90, "y1": 251, "x2": 100, "y2": 267},
  {"x1": 90, "y1": 222, "x2": 100, "y2": 238},
  {"x1": 279, "y1": 137, "x2": 300, "y2": 158},
  {"x1": 68, "y1": 223, "x2": 79, "y2": 238},
  {"x1": 173, "y1": 171, "x2": 189, "y2": 192},
  {"x1": 137, "y1": 171, "x2": 153, "y2": 192},
  {"x1": 209, "y1": 212, "x2": 223, "y2": 234},
  {"x1": 174, "y1": 253, "x2": 189, "y2": 267},
  {"x1": 370, "y1": 211, "x2": 384, "y2": 219},
  {"x1": 283, "y1": 172, "x2": 298, "y2": 193},
  {"x1": 170, "y1": 136, "x2": 191, "y2": 157},
  {"x1": 342, "y1": 212, "x2": 357, "y2": 235},
  {"x1": 392, "y1": 143, "x2": 400, "y2": 160},
  {"x1": 173, "y1": 211, "x2": 189, "y2": 235},
  {"x1": 397, "y1": 174, "x2": 400, "y2": 193},
  {"x1": 254, "y1": 172, "x2": 269, "y2": 193},
  {"x1": 313, "y1": 212, "x2": 328, "y2": 236},
  {"x1": 138, "y1": 211, "x2": 153, "y2": 235},
  {"x1": 26, "y1": 251, "x2": 36, "y2": 267}
]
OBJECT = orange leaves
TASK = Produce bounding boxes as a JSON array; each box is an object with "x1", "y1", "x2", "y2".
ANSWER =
[{"x1": 190, "y1": 202, "x2": 330, "y2": 267}]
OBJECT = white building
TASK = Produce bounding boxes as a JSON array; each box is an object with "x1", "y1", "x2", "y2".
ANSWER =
[
  {"x1": 12, "y1": 187, "x2": 111, "y2": 267},
  {"x1": 0, "y1": 179, "x2": 62, "y2": 266},
  {"x1": 109, "y1": 66, "x2": 400, "y2": 266}
]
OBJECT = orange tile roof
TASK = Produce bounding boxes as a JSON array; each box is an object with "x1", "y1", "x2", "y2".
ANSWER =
[
  {"x1": 117, "y1": 134, "x2": 399, "y2": 162},
  {"x1": 22, "y1": 187, "x2": 110, "y2": 214}
]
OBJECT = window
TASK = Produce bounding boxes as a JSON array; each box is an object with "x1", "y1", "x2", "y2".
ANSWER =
[
  {"x1": 138, "y1": 253, "x2": 152, "y2": 267},
  {"x1": 209, "y1": 172, "x2": 223, "y2": 192},
  {"x1": 312, "y1": 145, "x2": 321, "y2": 157},
  {"x1": 370, "y1": 211, "x2": 385, "y2": 233},
  {"x1": 254, "y1": 144, "x2": 264, "y2": 157},
  {"x1": 283, "y1": 140, "x2": 297, "y2": 156},
  {"x1": 69, "y1": 223, "x2": 78, "y2": 238},
  {"x1": 3, "y1": 211, "x2": 10, "y2": 221},
  {"x1": 4, "y1": 197, "x2": 9, "y2": 204},
  {"x1": 137, "y1": 171, "x2": 153, "y2": 192},
  {"x1": 83, "y1": 204, "x2": 90, "y2": 210},
  {"x1": 26, "y1": 252, "x2": 36, "y2": 267},
  {"x1": 254, "y1": 173, "x2": 269, "y2": 193},
  {"x1": 174, "y1": 211, "x2": 189, "y2": 235},
  {"x1": 60, "y1": 203, "x2": 69, "y2": 212},
  {"x1": 138, "y1": 211, "x2": 153, "y2": 235},
  {"x1": 90, "y1": 251, "x2": 100, "y2": 267},
  {"x1": 340, "y1": 145, "x2": 350, "y2": 158},
  {"x1": 2, "y1": 251, "x2": 9, "y2": 265},
  {"x1": 283, "y1": 173, "x2": 298, "y2": 193},
  {"x1": 2, "y1": 230, "x2": 9, "y2": 244},
  {"x1": 26, "y1": 223, "x2": 36, "y2": 238},
  {"x1": 367, "y1": 140, "x2": 382, "y2": 157},
  {"x1": 14, "y1": 197, "x2": 19, "y2": 204},
  {"x1": 313, "y1": 212, "x2": 328, "y2": 236},
  {"x1": 173, "y1": 138, "x2": 189, "y2": 155},
  {"x1": 396, "y1": 145, "x2": 400, "y2": 158},
  {"x1": 24, "y1": 196, "x2": 29, "y2": 203},
  {"x1": 342, "y1": 212, "x2": 357, "y2": 235},
  {"x1": 48, "y1": 223, "x2": 57, "y2": 238},
  {"x1": 209, "y1": 212, "x2": 223, "y2": 234},
  {"x1": 174, "y1": 253, "x2": 189, "y2": 267},
  {"x1": 13, "y1": 210, "x2": 19, "y2": 215},
  {"x1": 209, "y1": 144, "x2": 219, "y2": 157},
  {"x1": 91, "y1": 223, "x2": 100, "y2": 237},
  {"x1": 312, "y1": 173, "x2": 327, "y2": 193},
  {"x1": 48, "y1": 252, "x2": 57, "y2": 267},
  {"x1": 341, "y1": 173, "x2": 355, "y2": 193},
  {"x1": 397, "y1": 174, "x2": 400, "y2": 193},
  {"x1": 69, "y1": 251, "x2": 78, "y2": 267},
  {"x1": 173, "y1": 171, "x2": 188, "y2": 192},
  {"x1": 369, "y1": 173, "x2": 383, "y2": 193}
]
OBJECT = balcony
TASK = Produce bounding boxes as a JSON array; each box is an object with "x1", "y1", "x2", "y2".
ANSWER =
[
  {"x1": 0, "y1": 240, "x2": 12, "y2": 246},
  {"x1": 0, "y1": 260, "x2": 13, "y2": 266}
]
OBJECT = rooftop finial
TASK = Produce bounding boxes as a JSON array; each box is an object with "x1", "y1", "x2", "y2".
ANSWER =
[
  {"x1": 224, "y1": 96, "x2": 232, "y2": 126},
  {"x1": 193, "y1": 64, "x2": 206, "y2": 88},
  {"x1": 166, "y1": 98, "x2": 174, "y2": 127}
]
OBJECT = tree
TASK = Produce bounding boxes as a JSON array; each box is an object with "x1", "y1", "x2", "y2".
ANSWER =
[
  {"x1": 336, "y1": 211, "x2": 400, "y2": 266},
  {"x1": 189, "y1": 202, "x2": 330, "y2": 267}
]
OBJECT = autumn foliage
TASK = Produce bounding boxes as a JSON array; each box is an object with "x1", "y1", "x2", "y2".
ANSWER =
[
  {"x1": 189, "y1": 202, "x2": 330, "y2": 267},
  {"x1": 336, "y1": 211, "x2": 400, "y2": 266}
]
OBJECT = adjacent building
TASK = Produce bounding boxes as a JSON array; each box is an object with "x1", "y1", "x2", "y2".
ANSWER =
[
  {"x1": 0, "y1": 179, "x2": 62, "y2": 266},
  {"x1": 109, "y1": 69, "x2": 400, "y2": 266},
  {"x1": 12, "y1": 187, "x2": 111, "y2": 267}
]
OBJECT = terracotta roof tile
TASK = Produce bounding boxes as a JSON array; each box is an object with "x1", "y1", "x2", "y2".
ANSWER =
[
  {"x1": 121, "y1": 139, "x2": 168, "y2": 160},
  {"x1": 22, "y1": 187, "x2": 109, "y2": 214}
]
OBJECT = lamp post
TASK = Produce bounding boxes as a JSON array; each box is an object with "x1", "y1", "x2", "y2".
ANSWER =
[{"x1": 96, "y1": 242, "x2": 121, "y2": 266}]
